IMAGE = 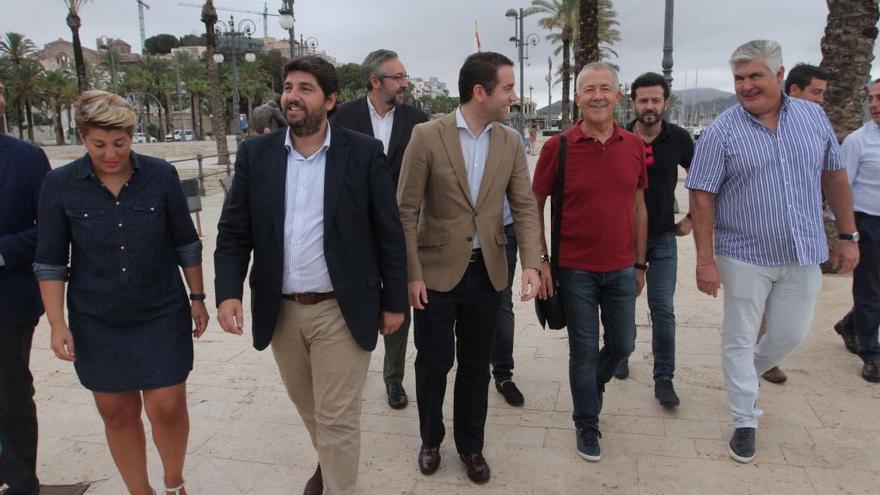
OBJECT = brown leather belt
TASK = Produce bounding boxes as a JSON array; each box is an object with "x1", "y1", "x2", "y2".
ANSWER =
[{"x1": 282, "y1": 292, "x2": 336, "y2": 305}]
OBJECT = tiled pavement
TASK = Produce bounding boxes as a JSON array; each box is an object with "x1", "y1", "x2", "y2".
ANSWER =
[{"x1": 29, "y1": 152, "x2": 880, "y2": 494}]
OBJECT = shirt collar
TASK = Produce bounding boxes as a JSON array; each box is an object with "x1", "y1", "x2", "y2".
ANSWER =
[
  {"x1": 625, "y1": 119, "x2": 669, "y2": 143},
  {"x1": 76, "y1": 151, "x2": 142, "y2": 180},
  {"x1": 566, "y1": 120, "x2": 624, "y2": 143},
  {"x1": 455, "y1": 107, "x2": 493, "y2": 139},
  {"x1": 367, "y1": 94, "x2": 396, "y2": 120},
  {"x1": 284, "y1": 125, "x2": 332, "y2": 159}
]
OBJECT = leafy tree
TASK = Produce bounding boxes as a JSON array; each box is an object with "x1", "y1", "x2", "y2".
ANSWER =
[
  {"x1": 144, "y1": 33, "x2": 180, "y2": 55},
  {"x1": 178, "y1": 34, "x2": 206, "y2": 47},
  {"x1": 40, "y1": 69, "x2": 77, "y2": 144},
  {"x1": 336, "y1": 62, "x2": 365, "y2": 103},
  {"x1": 0, "y1": 32, "x2": 38, "y2": 138},
  {"x1": 7, "y1": 59, "x2": 43, "y2": 141}
]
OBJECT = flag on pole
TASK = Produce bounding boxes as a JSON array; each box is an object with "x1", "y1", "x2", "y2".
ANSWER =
[{"x1": 474, "y1": 17, "x2": 482, "y2": 52}]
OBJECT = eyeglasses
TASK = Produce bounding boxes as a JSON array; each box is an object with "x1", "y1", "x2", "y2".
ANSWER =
[
  {"x1": 645, "y1": 144, "x2": 655, "y2": 168},
  {"x1": 381, "y1": 74, "x2": 410, "y2": 83}
]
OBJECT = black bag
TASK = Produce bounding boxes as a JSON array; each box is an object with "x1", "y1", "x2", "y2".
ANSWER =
[{"x1": 535, "y1": 136, "x2": 567, "y2": 330}]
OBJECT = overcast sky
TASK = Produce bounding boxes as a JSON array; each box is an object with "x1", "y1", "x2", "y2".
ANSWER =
[{"x1": 5, "y1": 0, "x2": 880, "y2": 106}]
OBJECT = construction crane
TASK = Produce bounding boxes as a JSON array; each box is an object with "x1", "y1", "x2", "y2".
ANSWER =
[
  {"x1": 137, "y1": 0, "x2": 150, "y2": 55},
  {"x1": 177, "y1": 2, "x2": 278, "y2": 39}
]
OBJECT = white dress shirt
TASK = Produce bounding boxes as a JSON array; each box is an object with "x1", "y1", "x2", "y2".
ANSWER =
[
  {"x1": 841, "y1": 121, "x2": 880, "y2": 216},
  {"x1": 367, "y1": 95, "x2": 396, "y2": 154},
  {"x1": 282, "y1": 126, "x2": 334, "y2": 293},
  {"x1": 455, "y1": 107, "x2": 493, "y2": 249}
]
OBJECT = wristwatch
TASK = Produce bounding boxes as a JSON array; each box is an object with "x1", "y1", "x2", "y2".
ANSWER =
[
  {"x1": 634, "y1": 262, "x2": 649, "y2": 271},
  {"x1": 540, "y1": 253, "x2": 550, "y2": 263},
  {"x1": 189, "y1": 293, "x2": 207, "y2": 301},
  {"x1": 838, "y1": 232, "x2": 860, "y2": 242}
]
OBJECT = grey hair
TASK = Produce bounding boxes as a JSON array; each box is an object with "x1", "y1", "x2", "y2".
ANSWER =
[
  {"x1": 729, "y1": 40, "x2": 783, "y2": 74},
  {"x1": 576, "y1": 62, "x2": 619, "y2": 92},
  {"x1": 362, "y1": 49, "x2": 399, "y2": 91}
]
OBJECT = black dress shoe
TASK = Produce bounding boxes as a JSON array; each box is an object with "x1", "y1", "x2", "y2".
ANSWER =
[
  {"x1": 834, "y1": 321, "x2": 859, "y2": 354},
  {"x1": 614, "y1": 359, "x2": 629, "y2": 379},
  {"x1": 418, "y1": 445, "x2": 441, "y2": 475},
  {"x1": 386, "y1": 383, "x2": 408, "y2": 409},
  {"x1": 303, "y1": 464, "x2": 322, "y2": 495},
  {"x1": 654, "y1": 378, "x2": 680, "y2": 407},
  {"x1": 459, "y1": 453, "x2": 491, "y2": 484},
  {"x1": 862, "y1": 361, "x2": 880, "y2": 383},
  {"x1": 495, "y1": 380, "x2": 524, "y2": 407}
]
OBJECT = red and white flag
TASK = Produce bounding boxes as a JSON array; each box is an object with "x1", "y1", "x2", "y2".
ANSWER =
[{"x1": 474, "y1": 17, "x2": 482, "y2": 52}]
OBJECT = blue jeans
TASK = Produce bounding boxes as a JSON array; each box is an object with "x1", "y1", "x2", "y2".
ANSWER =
[
  {"x1": 560, "y1": 267, "x2": 636, "y2": 429},
  {"x1": 646, "y1": 232, "x2": 678, "y2": 380},
  {"x1": 491, "y1": 224, "x2": 518, "y2": 382}
]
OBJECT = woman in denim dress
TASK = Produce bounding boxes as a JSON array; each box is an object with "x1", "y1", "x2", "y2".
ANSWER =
[{"x1": 34, "y1": 91, "x2": 208, "y2": 495}]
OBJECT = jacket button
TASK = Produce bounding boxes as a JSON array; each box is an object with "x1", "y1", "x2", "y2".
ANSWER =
[{"x1": 467, "y1": 236, "x2": 473, "y2": 242}]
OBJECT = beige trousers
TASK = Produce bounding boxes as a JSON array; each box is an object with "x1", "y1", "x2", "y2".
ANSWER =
[{"x1": 271, "y1": 298, "x2": 371, "y2": 495}]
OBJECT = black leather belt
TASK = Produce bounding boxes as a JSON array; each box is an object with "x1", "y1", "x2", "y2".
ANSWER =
[
  {"x1": 282, "y1": 292, "x2": 336, "y2": 305},
  {"x1": 470, "y1": 249, "x2": 483, "y2": 263}
]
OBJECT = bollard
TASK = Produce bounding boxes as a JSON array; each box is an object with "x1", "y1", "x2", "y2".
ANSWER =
[{"x1": 196, "y1": 154, "x2": 206, "y2": 196}]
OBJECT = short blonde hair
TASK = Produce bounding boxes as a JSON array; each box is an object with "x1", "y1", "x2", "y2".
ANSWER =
[{"x1": 75, "y1": 90, "x2": 137, "y2": 136}]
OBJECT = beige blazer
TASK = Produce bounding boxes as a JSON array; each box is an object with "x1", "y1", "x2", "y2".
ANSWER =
[{"x1": 397, "y1": 112, "x2": 541, "y2": 292}]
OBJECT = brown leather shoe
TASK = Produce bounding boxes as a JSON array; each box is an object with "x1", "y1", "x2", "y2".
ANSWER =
[
  {"x1": 761, "y1": 366, "x2": 787, "y2": 384},
  {"x1": 459, "y1": 453, "x2": 491, "y2": 484},
  {"x1": 303, "y1": 464, "x2": 322, "y2": 495},
  {"x1": 418, "y1": 445, "x2": 441, "y2": 475}
]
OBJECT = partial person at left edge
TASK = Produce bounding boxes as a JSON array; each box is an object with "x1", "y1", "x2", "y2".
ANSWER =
[
  {"x1": 0, "y1": 80, "x2": 51, "y2": 495},
  {"x1": 33, "y1": 90, "x2": 209, "y2": 495}
]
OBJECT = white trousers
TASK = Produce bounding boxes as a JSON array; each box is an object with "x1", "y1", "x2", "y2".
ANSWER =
[{"x1": 717, "y1": 256, "x2": 821, "y2": 428}]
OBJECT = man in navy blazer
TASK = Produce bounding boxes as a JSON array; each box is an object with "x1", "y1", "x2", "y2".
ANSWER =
[
  {"x1": 214, "y1": 57, "x2": 407, "y2": 495},
  {"x1": 331, "y1": 49, "x2": 428, "y2": 409},
  {"x1": 0, "y1": 81, "x2": 52, "y2": 495}
]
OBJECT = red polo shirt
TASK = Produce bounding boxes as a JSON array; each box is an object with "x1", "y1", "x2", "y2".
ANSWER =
[{"x1": 533, "y1": 122, "x2": 648, "y2": 272}]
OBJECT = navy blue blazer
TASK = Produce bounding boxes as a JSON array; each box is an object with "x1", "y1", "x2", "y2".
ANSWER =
[
  {"x1": 0, "y1": 134, "x2": 51, "y2": 328},
  {"x1": 214, "y1": 125, "x2": 408, "y2": 351},
  {"x1": 331, "y1": 98, "x2": 428, "y2": 187}
]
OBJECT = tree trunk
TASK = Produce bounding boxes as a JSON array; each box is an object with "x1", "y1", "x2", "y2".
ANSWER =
[
  {"x1": 67, "y1": 11, "x2": 89, "y2": 93},
  {"x1": 820, "y1": 0, "x2": 880, "y2": 141},
  {"x1": 561, "y1": 27, "x2": 573, "y2": 130},
  {"x1": 16, "y1": 100, "x2": 24, "y2": 140},
  {"x1": 145, "y1": 100, "x2": 152, "y2": 138},
  {"x1": 54, "y1": 100, "x2": 65, "y2": 145},
  {"x1": 25, "y1": 98, "x2": 35, "y2": 142},
  {"x1": 246, "y1": 96, "x2": 254, "y2": 133},
  {"x1": 165, "y1": 93, "x2": 174, "y2": 136},
  {"x1": 577, "y1": 0, "x2": 600, "y2": 72},
  {"x1": 203, "y1": 0, "x2": 230, "y2": 165},
  {"x1": 190, "y1": 94, "x2": 199, "y2": 139}
]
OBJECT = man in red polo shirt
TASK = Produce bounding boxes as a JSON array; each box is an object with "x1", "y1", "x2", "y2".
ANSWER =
[{"x1": 533, "y1": 62, "x2": 648, "y2": 462}]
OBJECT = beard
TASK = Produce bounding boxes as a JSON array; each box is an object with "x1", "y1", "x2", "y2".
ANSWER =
[
  {"x1": 287, "y1": 106, "x2": 326, "y2": 137},
  {"x1": 636, "y1": 109, "x2": 663, "y2": 126},
  {"x1": 380, "y1": 88, "x2": 404, "y2": 107}
]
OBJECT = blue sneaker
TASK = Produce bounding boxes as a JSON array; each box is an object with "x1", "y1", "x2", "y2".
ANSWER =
[
  {"x1": 728, "y1": 427, "x2": 756, "y2": 463},
  {"x1": 576, "y1": 427, "x2": 601, "y2": 462}
]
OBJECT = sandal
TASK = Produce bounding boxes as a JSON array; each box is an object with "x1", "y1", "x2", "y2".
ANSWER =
[{"x1": 164, "y1": 481, "x2": 186, "y2": 495}]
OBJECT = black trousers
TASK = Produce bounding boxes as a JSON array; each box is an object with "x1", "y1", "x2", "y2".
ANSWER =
[
  {"x1": 0, "y1": 323, "x2": 39, "y2": 495},
  {"x1": 414, "y1": 257, "x2": 501, "y2": 455}
]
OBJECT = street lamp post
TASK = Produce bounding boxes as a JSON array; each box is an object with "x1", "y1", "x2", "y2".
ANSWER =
[
  {"x1": 505, "y1": 8, "x2": 538, "y2": 135},
  {"x1": 662, "y1": 0, "x2": 675, "y2": 85},
  {"x1": 296, "y1": 35, "x2": 319, "y2": 57},
  {"x1": 546, "y1": 56, "x2": 552, "y2": 128},
  {"x1": 214, "y1": 16, "x2": 256, "y2": 147},
  {"x1": 278, "y1": 0, "x2": 295, "y2": 59}
]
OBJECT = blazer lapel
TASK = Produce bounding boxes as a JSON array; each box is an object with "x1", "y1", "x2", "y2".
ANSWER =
[
  {"x1": 323, "y1": 126, "x2": 348, "y2": 240},
  {"x1": 386, "y1": 107, "x2": 406, "y2": 160},
  {"x1": 438, "y1": 115, "x2": 474, "y2": 208},
  {"x1": 474, "y1": 126, "x2": 504, "y2": 211},
  {"x1": 267, "y1": 131, "x2": 288, "y2": 248},
  {"x1": 355, "y1": 98, "x2": 374, "y2": 137}
]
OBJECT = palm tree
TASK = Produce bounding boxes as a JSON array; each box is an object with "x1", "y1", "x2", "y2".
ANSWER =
[
  {"x1": 140, "y1": 55, "x2": 171, "y2": 139},
  {"x1": 820, "y1": 0, "x2": 880, "y2": 141},
  {"x1": 40, "y1": 69, "x2": 77, "y2": 144},
  {"x1": 202, "y1": 0, "x2": 230, "y2": 165},
  {"x1": 526, "y1": 0, "x2": 577, "y2": 128},
  {"x1": 63, "y1": 0, "x2": 92, "y2": 93},
  {"x1": 122, "y1": 65, "x2": 151, "y2": 136},
  {"x1": 175, "y1": 51, "x2": 209, "y2": 139},
  {"x1": 7, "y1": 59, "x2": 44, "y2": 141},
  {"x1": 238, "y1": 62, "x2": 272, "y2": 130},
  {"x1": 526, "y1": 0, "x2": 621, "y2": 128},
  {"x1": 1, "y1": 32, "x2": 38, "y2": 138}
]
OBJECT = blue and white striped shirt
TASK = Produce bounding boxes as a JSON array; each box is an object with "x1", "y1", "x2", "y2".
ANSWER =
[{"x1": 685, "y1": 95, "x2": 844, "y2": 267}]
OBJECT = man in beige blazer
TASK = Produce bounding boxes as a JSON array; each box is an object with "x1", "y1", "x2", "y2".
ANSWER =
[{"x1": 397, "y1": 51, "x2": 541, "y2": 485}]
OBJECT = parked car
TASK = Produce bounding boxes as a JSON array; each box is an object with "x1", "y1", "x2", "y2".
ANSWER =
[
  {"x1": 180, "y1": 129, "x2": 195, "y2": 141},
  {"x1": 165, "y1": 131, "x2": 175, "y2": 141},
  {"x1": 133, "y1": 132, "x2": 157, "y2": 143}
]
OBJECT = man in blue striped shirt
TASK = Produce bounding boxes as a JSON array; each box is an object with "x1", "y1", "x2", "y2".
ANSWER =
[{"x1": 686, "y1": 40, "x2": 859, "y2": 464}]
